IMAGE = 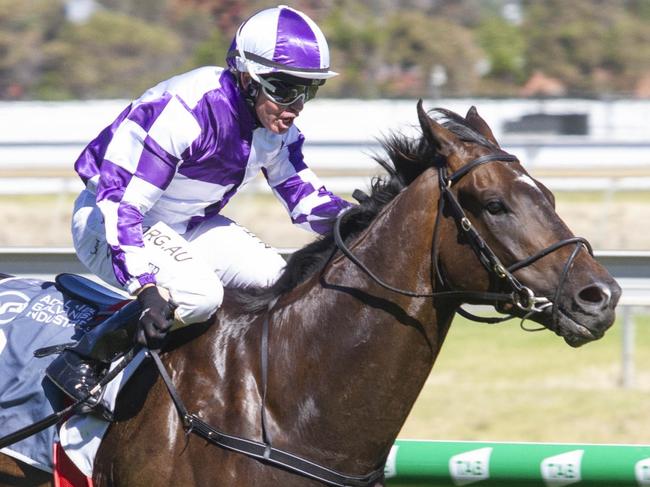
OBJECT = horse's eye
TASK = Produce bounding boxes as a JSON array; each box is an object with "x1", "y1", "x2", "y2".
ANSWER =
[{"x1": 485, "y1": 200, "x2": 506, "y2": 215}]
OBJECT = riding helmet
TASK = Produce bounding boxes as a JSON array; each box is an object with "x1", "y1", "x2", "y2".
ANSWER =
[{"x1": 226, "y1": 5, "x2": 338, "y2": 85}]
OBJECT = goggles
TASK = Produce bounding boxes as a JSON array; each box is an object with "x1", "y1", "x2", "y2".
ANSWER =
[{"x1": 256, "y1": 77, "x2": 319, "y2": 106}]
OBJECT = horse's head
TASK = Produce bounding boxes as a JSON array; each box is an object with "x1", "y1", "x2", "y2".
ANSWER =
[{"x1": 417, "y1": 101, "x2": 621, "y2": 347}]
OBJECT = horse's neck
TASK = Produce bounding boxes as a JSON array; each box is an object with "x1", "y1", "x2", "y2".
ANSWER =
[{"x1": 269, "y1": 169, "x2": 455, "y2": 472}]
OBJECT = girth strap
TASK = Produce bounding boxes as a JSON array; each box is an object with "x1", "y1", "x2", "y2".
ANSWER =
[{"x1": 149, "y1": 349, "x2": 386, "y2": 487}]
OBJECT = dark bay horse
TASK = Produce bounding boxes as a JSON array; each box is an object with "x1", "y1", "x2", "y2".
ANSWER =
[{"x1": 0, "y1": 102, "x2": 620, "y2": 486}]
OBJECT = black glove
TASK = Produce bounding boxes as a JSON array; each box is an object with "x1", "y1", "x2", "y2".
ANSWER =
[{"x1": 136, "y1": 286, "x2": 175, "y2": 350}]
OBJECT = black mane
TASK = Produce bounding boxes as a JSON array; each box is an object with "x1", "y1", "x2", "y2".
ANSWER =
[{"x1": 230, "y1": 108, "x2": 495, "y2": 312}]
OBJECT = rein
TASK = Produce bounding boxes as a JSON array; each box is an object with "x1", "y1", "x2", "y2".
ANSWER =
[
  {"x1": 1, "y1": 328, "x2": 386, "y2": 487},
  {"x1": 334, "y1": 152, "x2": 593, "y2": 328},
  {"x1": 149, "y1": 329, "x2": 386, "y2": 487}
]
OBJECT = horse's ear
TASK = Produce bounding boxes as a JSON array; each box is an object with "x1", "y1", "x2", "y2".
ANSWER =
[
  {"x1": 416, "y1": 99, "x2": 460, "y2": 158},
  {"x1": 465, "y1": 106, "x2": 500, "y2": 147}
]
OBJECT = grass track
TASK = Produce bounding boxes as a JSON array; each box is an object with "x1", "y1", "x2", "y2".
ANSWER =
[{"x1": 400, "y1": 313, "x2": 650, "y2": 445}]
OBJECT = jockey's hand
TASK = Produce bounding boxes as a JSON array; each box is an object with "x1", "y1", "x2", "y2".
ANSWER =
[{"x1": 135, "y1": 286, "x2": 175, "y2": 350}]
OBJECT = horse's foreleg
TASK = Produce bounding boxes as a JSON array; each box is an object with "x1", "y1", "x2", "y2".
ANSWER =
[{"x1": 0, "y1": 454, "x2": 52, "y2": 487}]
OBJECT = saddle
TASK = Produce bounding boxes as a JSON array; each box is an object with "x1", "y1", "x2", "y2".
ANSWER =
[
  {"x1": 30, "y1": 274, "x2": 132, "y2": 361},
  {"x1": 54, "y1": 273, "x2": 128, "y2": 314}
]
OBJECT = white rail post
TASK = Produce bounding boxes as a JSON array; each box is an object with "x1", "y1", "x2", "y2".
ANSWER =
[{"x1": 620, "y1": 305, "x2": 635, "y2": 388}]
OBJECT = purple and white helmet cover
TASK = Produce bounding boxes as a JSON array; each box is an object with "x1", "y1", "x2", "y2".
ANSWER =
[{"x1": 227, "y1": 5, "x2": 337, "y2": 80}]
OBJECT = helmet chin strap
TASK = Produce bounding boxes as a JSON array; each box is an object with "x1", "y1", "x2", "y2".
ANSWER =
[
  {"x1": 237, "y1": 77, "x2": 262, "y2": 128},
  {"x1": 229, "y1": 26, "x2": 262, "y2": 126}
]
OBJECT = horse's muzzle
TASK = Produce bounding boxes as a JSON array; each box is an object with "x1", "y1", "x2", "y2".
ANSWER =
[{"x1": 555, "y1": 277, "x2": 621, "y2": 347}]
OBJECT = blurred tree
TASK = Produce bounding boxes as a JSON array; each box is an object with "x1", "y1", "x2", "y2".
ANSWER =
[
  {"x1": 98, "y1": 0, "x2": 221, "y2": 67},
  {"x1": 605, "y1": 13, "x2": 650, "y2": 94},
  {"x1": 165, "y1": 0, "x2": 226, "y2": 70},
  {"x1": 37, "y1": 10, "x2": 183, "y2": 99},
  {"x1": 381, "y1": 11, "x2": 484, "y2": 97},
  {"x1": 174, "y1": 0, "x2": 252, "y2": 32},
  {"x1": 1, "y1": 0, "x2": 648, "y2": 100},
  {"x1": 627, "y1": 0, "x2": 650, "y2": 19},
  {"x1": 476, "y1": 14, "x2": 526, "y2": 91},
  {"x1": 0, "y1": 0, "x2": 65, "y2": 99},
  {"x1": 191, "y1": 30, "x2": 230, "y2": 68},
  {"x1": 171, "y1": 0, "x2": 261, "y2": 68},
  {"x1": 97, "y1": 0, "x2": 170, "y2": 23},
  {"x1": 320, "y1": 1, "x2": 385, "y2": 98},
  {"x1": 429, "y1": 0, "x2": 495, "y2": 28},
  {"x1": 522, "y1": 0, "x2": 631, "y2": 95}
]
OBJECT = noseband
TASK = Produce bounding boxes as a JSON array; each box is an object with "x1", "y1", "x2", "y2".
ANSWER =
[{"x1": 334, "y1": 152, "x2": 593, "y2": 329}]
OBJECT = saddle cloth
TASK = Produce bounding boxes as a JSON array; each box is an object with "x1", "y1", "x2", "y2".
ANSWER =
[
  {"x1": 0, "y1": 275, "x2": 97, "y2": 471},
  {"x1": 0, "y1": 274, "x2": 142, "y2": 479}
]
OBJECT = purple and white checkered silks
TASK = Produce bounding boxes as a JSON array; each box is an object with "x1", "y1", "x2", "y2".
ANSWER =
[
  {"x1": 227, "y1": 5, "x2": 338, "y2": 80},
  {"x1": 73, "y1": 67, "x2": 350, "y2": 293}
]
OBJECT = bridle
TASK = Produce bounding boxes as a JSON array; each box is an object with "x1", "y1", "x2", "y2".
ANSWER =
[{"x1": 334, "y1": 152, "x2": 593, "y2": 329}]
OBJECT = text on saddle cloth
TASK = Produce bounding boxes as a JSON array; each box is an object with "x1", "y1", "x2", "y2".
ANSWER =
[
  {"x1": 0, "y1": 275, "x2": 99, "y2": 471},
  {"x1": 0, "y1": 274, "x2": 144, "y2": 477}
]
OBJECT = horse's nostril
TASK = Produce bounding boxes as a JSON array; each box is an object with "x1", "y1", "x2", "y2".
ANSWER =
[{"x1": 578, "y1": 283, "x2": 611, "y2": 309}]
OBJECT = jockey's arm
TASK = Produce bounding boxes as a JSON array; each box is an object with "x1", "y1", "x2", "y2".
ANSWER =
[
  {"x1": 262, "y1": 130, "x2": 351, "y2": 234},
  {"x1": 94, "y1": 94, "x2": 201, "y2": 295}
]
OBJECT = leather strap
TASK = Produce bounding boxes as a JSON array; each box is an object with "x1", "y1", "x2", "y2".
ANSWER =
[
  {"x1": 0, "y1": 348, "x2": 139, "y2": 449},
  {"x1": 149, "y1": 348, "x2": 386, "y2": 487},
  {"x1": 335, "y1": 151, "x2": 593, "y2": 327}
]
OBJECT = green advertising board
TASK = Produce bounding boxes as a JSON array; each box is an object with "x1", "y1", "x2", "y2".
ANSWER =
[{"x1": 386, "y1": 440, "x2": 650, "y2": 486}]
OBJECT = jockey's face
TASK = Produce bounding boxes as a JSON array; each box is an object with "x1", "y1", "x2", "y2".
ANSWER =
[
  {"x1": 254, "y1": 87, "x2": 304, "y2": 135},
  {"x1": 241, "y1": 74, "x2": 304, "y2": 134}
]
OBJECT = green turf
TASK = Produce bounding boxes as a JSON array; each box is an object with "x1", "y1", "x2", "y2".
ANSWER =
[{"x1": 399, "y1": 312, "x2": 650, "y2": 445}]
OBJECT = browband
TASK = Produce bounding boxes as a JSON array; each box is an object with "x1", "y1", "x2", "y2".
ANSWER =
[{"x1": 447, "y1": 153, "x2": 519, "y2": 185}]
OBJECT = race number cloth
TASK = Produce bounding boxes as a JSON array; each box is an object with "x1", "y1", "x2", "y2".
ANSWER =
[{"x1": 0, "y1": 276, "x2": 96, "y2": 472}]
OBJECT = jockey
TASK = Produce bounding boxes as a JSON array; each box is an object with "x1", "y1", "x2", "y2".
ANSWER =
[{"x1": 46, "y1": 5, "x2": 350, "y2": 407}]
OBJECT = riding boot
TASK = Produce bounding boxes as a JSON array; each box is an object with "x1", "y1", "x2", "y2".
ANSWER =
[{"x1": 45, "y1": 299, "x2": 141, "y2": 415}]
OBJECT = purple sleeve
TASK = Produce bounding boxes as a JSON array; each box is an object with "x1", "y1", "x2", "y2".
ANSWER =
[{"x1": 262, "y1": 132, "x2": 351, "y2": 235}]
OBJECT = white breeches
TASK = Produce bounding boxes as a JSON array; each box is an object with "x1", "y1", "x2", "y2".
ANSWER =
[{"x1": 72, "y1": 190, "x2": 286, "y2": 325}]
